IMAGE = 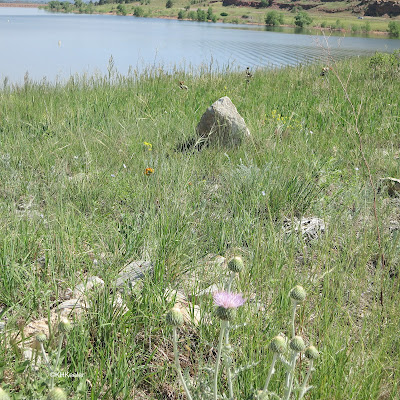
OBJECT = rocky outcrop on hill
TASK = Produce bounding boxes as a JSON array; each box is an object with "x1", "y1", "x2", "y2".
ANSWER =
[
  {"x1": 221, "y1": 0, "x2": 400, "y2": 15},
  {"x1": 222, "y1": 0, "x2": 259, "y2": 6},
  {"x1": 278, "y1": 2, "x2": 319, "y2": 9},
  {"x1": 364, "y1": 0, "x2": 400, "y2": 16}
]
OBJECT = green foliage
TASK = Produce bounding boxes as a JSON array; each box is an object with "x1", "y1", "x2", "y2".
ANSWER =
[
  {"x1": 117, "y1": 3, "x2": 127, "y2": 15},
  {"x1": 220, "y1": 11, "x2": 228, "y2": 16},
  {"x1": 335, "y1": 19, "x2": 343, "y2": 29},
  {"x1": 388, "y1": 21, "x2": 400, "y2": 37},
  {"x1": 320, "y1": 20, "x2": 327, "y2": 28},
  {"x1": 177, "y1": 9, "x2": 185, "y2": 19},
  {"x1": 211, "y1": 14, "x2": 217, "y2": 22},
  {"x1": 259, "y1": 0, "x2": 272, "y2": 8},
  {"x1": 369, "y1": 50, "x2": 400, "y2": 76},
  {"x1": 291, "y1": 5, "x2": 302, "y2": 13},
  {"x1": 188, "y1": 10, "x2": 197, "y2": 19},
  {"x1": 196, "y1": 8, "x2": 207, "y2": 21},
  {"x1": 134, "y1": 6, "x2": 145, "y2": 16},
  {"x1": 265, "y1": 10, "x2": 284, "y2": 26},
  {"x1": 294, "y1": 10, "x2": 313, "y2": 27},
  {"x1": 166, "y1": 0, "x2": 173, "y2": 8},
  {"x1": 362, "y1": 21, "x2": 371, "y2": 32}
]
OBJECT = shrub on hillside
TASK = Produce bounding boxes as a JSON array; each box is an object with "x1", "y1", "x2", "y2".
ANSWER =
[
  {"x1": 197, "y1": 8, "x2": 207, "y2": 21},
  {"x1": 388, "y1": 21, "x2": 400, "y2": 37},
  {"x1": 265, "y1": 10, "x2": 284, "y2": 26},
  {"x1": 259, "y1": 0, "x2": 272, "y2": 7},
  {"x1": 134, "y1": 6, "x2": 144, "y2": 16},
  {"x1": 188, "y1": 10, "x2": 197, "y2": 19},
  {"x1": 362, "y1": 21, "x2": 371, "y2": 32},
  {"x1": 166, "y1": 0, "x2": 173, "y2": 8},
  {"x1": 117, "y1": 4, "x2": 127, "y2": 15},
  {"x1": 294, "y1": 10, "x2": 312, "y2": 27}
]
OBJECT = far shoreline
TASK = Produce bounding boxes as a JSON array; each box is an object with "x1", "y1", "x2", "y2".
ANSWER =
[
  {"x1": 0, "y1": 2, "x2": 40, "y2": 7},
  {"x1": 1, "y1": 1, "x2": 396, "y2": 37}
]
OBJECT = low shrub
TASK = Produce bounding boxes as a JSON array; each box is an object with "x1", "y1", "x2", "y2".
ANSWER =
[{"x1": 265, "y1": 10, "x2": 284, "y2": 26}]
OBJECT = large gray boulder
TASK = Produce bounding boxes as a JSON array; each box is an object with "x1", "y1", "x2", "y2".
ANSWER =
[{"x1": 196, "y1": 96, "x2": 250, "y2": 147}]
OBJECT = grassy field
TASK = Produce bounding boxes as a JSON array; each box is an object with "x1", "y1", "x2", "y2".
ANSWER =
[
  {"x1": 0, "y1": 54, "x2": 399, "y2": 399},
  {"x1": 43, "y1": 0, "x2": 400, "y2": 35}
]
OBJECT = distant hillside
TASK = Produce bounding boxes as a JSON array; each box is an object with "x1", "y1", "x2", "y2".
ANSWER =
[
  {"x1": 0, "y1": 0, "x2": 47, "y2": 3},
  {"x1": 221, "y1": 0, "x2": 400, "y2": 16}
]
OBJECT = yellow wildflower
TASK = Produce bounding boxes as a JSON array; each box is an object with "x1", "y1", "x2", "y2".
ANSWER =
[{"x1": 143, "y1": 142, "x2": 152, "y2": 151}]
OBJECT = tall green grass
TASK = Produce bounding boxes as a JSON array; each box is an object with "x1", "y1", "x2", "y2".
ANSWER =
[{"x1": 0, "y1": 56, "x2": 399, "y2": 399}]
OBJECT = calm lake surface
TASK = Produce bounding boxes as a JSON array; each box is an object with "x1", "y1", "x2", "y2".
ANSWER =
[{"x1": 0, "y1": 7, "x2": 399, "y2": 84}]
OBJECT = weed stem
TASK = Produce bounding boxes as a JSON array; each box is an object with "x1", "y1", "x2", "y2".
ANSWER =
[
  {"x1": 172, "y1": 327, "x2": 193, "y2": 400},
  {"x1": 214, "y1": 320, "x2": 227, "y2": 400}
]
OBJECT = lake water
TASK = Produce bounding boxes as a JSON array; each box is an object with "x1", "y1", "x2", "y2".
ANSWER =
[{"x1": 0, "y1": 7, "x2": 399, "y2": 84}]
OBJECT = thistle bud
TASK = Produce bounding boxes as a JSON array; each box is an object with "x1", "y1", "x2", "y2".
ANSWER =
[
  {"x1": 249, "y1": 390, "x2": 268, "y2": 400},
  {"x1": 216, "y1": 306, "x2": 236, "y2": 321},
  {"x1": 269, "y1": 335, "x2": 287, "y2": 354},
  {"x1": 47, "y1": 387, "x2": 67, "y2": 400},
  {"x1": 305, "y1": 345, "x2": 319, "y2": 360},
  {"x1": 58, "y1": 318, "x2": 72, "y2": 334},
  {"x1": 228, "y1": 256, "x2": 244, "y2": 273},
  {"x1": 35, "y1": 332, "x2": 47, "y2": 343},
  {"x1": 289, "y1": 285, "x2": 306, "y2": 303},
  {"x1": 166, "y1": 307, "x2": 184, "y2": 327},
  {"x1": 289, "y1": 336, "x2": 305, "y2": 352},
  {"x1": 0, "y1": 388, "x2": 11, "y2": 400}
]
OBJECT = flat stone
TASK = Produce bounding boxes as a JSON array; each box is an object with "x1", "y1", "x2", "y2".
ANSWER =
[
  {"x1": 112, "y1": 293, "x2": 129, "y2": 315},
  {"x1": 283, "y1": 217, "x2": 326, "y2": 241},
  {"x1": 115, "y1": 260, "x2": 153, "y2": 291},
  {"x1": 58, "y1": 299, "x2": 86, "y2": 317},
  {"x1": 189, "y1": 284, "x2": 221, "y2": 302},
  {"x1": 73, "y1": 276, "x2": 105, "y2": 298}
]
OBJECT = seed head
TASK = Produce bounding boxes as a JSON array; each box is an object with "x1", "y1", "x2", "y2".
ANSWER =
[
  {"x1": 166, "y1": 307, "x2": 184, "y2": 327},
  {"x1": 289, "y1": 285, "x2": 306, "y2": 303},
  {"x1": 305, "y1": 345, "x2": 319, "y2": 360},
  {"x1": 0, "y1": 388, "x2": 10, "y2": 400},
  {"x1": 58, "y1": 318, "x2": 72, "y2": 334},
  {"x1": 227, "y1": 256, "x2": 244, "y2": 273},
  {"x1": 269, "y1": 335, "x2": 287, "y2": 354},
  {"x1": 289, "y1": 336, "x2": 306, "y2": 352},
  {"x1": 47, "y1": 387, "x2": 67, "y2": 400},
  {"x1": 35, "y1": 332, "x2": 47, "y2": 343}
]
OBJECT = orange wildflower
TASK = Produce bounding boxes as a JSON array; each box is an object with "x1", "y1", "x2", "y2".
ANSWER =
[{"x1": 144, "y1": 167, "x2": 154, "y2": 175}]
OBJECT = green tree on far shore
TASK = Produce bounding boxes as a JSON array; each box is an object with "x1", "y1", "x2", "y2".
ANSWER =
[
  {"x1": 265, "y1": 10, "x2": 284, "y2": 26},
  {"x1": 388, "y1": 21, "x2": 400, "y2": 37},
  {"x1": 294, "y1": 10, "x2": 312, "y2": 27}
]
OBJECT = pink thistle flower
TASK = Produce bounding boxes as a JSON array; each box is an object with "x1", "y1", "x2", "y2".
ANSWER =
[{"x1": 213, "y1": 291, "x2": 246, "y2": 309}]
